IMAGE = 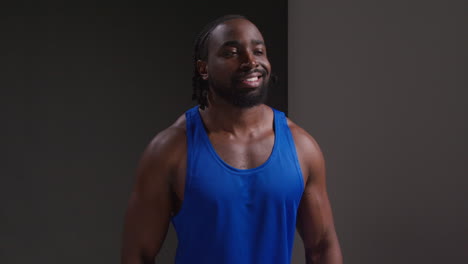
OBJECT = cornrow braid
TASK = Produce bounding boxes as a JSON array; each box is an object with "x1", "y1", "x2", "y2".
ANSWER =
[{"x1": 192, "y1": 14, "x2": 247, "y2": 110}]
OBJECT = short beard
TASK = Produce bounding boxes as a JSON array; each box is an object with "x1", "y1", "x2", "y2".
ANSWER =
[{"x1": 209, "y1": 77, "x2": 270, "y2": 108}]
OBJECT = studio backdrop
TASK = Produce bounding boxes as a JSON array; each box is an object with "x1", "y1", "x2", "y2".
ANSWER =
[{"x1": 1, "y1": 2, "x2": 287, "y2": 264}]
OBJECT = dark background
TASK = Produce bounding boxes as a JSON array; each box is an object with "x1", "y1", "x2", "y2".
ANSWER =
[
  {"x1": 1, "y1": 2, "x2": 287, "y2": 264},
  {"x1": 289, "y1": 0, "x2": 467, "y2": 264}
]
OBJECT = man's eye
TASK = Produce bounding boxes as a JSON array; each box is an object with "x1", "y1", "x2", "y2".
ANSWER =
[
  {"x1": 223, "y1": 50, "x2": 238, "y2": 57},
  {"x1": 254, "y1": 50, "x2": 264, "y2": 55}
]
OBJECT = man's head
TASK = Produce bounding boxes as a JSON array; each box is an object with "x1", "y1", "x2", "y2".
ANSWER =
[{"x1": 192, "y1": 15, "x2": 273, "y2": 109}]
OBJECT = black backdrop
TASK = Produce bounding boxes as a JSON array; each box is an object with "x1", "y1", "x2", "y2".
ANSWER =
[{"x1": 1, "y1": 2, "x2": 287, "y2": 263}]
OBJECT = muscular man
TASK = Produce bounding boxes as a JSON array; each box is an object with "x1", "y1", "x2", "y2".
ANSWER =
[{"x1": 121, "y1": 15, "x2": 342, "y2": 264}]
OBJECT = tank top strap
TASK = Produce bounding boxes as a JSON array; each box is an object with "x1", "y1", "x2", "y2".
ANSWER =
[
  {"x1": 184, "y1": 105, "x2": 200, "y2": 156},
  {"x1": 184, "y1": 106, "x2": 202, "y2": 190},
  {"x1": 273, "y1": 107, "x2": 304, "y2": 191},
  {"x1": 270, "y1": 106, "x2": 288, "y2": 148}
]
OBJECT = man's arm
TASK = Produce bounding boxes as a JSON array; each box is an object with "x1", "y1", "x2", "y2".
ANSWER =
[
  {"x1": 291, "y1": 123, "x2": 343, "y2": 264},
  {"x1": 121, "y1": 127, "x2": 185, "y2": 264}
]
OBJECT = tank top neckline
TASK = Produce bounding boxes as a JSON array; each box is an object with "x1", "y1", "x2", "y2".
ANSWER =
[{"x1": 193, "y1": 105, "x2": 280, "y2": 174}]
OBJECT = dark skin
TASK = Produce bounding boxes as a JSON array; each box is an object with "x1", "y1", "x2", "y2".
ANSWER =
[{"x1": 121, "y1": 19, "x2": 343, "y2": 264}]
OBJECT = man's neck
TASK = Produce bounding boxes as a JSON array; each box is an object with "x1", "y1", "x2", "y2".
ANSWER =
[{"x1": 199, "y1": 94, "x2": 271, "y2": 136}]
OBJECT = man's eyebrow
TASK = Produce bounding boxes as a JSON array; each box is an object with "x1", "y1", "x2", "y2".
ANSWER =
[
  {"x1": 251, "y1": 39, "x2": 265, "y2": 46},
  {"x1": 221, "y1": 40, "x2": 241, "y2": 47},
  {"x1": 220, "y1": 39, "x2": 265, "y2": 47}
]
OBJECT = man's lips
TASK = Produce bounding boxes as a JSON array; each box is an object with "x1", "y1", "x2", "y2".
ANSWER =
[
  {"x1": 239, "y1": 72, "x2": 263, "y2": 80},
  {"x1": 236, "y1": 70, "x2": 266, "y2": 88},
  {"x1": 239, "y1": 69, "x2": 264, "y2": 77},
  {"x1": 239, "y1": 75, "x2": 263, "y2": 88}
]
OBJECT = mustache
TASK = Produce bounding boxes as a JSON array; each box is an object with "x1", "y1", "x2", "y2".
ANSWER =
[{"x1": 236, "y1": 69, "x2": 267, "y2": 80}]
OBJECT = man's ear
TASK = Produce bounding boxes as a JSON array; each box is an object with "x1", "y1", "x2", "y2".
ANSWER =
[{"x1": 196, "y1": 60, "x2": 208, "y2": 80}]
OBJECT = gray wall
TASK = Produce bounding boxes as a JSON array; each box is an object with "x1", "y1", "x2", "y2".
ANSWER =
[
  {"x1": 1, "y1": 2, "x2": 287, "y2": 264},
  {"x1": 289, "y1": 0, "x2": 467, "y2": 263}
]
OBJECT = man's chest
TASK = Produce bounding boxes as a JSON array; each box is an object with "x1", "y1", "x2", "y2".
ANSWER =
[{"x1": 207, "y1": 130, "x2": 275, "y2": 170}]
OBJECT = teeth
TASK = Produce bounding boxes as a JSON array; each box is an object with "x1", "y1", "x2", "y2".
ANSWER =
[{"x1": 246, "y1": 77, "x2": 259, "y2": 82}]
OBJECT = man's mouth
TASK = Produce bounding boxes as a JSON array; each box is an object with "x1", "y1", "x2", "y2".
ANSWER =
[
  {"x1": 237, "y1": 71, "x2": 265, "y2": 88},
  {"x1": 240, "y1": 75, "x2": 262, "y2": 87}
]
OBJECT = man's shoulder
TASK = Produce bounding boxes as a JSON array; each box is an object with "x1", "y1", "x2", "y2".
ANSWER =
[
  {"x1": 285, "y1": 117, "x2": 324, "y2": 174},
  {"x1": 144, "y1": 113, "x2": 187, "y2": 163},
  {"x1": 286, "y1": 118, "x2": 318, "y2": 150}
]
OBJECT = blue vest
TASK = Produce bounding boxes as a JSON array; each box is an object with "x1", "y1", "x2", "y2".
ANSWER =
[{"x1": 171, "y1": 106, "x2": 304, "y2": 264}]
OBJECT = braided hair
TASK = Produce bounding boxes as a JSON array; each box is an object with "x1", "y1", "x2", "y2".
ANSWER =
[{"x1": 192, "y1": 14, "x2": 247, "y2": 110}]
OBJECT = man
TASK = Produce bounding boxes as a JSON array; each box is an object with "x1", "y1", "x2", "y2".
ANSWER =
[{"x1": 121, "y1": 15, "x2": 342, "y2": 264}]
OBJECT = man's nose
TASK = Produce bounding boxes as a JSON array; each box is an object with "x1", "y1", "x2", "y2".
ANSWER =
[{"x1": 240, "y1": 52, "x2": 258, "y2": 70}]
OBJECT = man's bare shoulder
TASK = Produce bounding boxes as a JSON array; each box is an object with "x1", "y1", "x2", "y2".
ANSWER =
[
  {"x1": 143, "y1": 113, "x2": 187, "y2": 165},
  {"x1": 286, "y1": 118, "x2": 325, "y2": 183},
  {"x1": 286, "y1": 118, "x2": 321, "y2": 155}
]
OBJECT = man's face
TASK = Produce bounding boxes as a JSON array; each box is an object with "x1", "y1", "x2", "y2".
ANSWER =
[{"x1": 201, "y1": 18, "x2": 272, "y2": 108}]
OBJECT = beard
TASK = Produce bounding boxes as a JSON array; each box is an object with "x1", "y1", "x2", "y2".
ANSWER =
[{"x1": 209, "y1": 75, "x2": 270, "y2": 108}]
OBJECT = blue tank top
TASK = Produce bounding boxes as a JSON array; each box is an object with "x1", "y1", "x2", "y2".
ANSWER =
[{"x1": 171, "y1": 105, "x2": 304, "y2": 264}]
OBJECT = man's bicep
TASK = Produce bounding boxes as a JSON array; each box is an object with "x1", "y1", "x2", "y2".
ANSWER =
[
  {"x1": 121, "y1": 138, "x2": 175, "y2": 263},
  {"x1": 296, "y1": 179, "x2": 342, "y2": 264},
  {"x1": 294, "y1": 133, "x2": 336, "y2": 250},
  {"x1": 296, "y1": 181, "x2": 335, "y2": 247},
  {"x1": 288, "y1": 120, "x2": 342, "y2": 261}
]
